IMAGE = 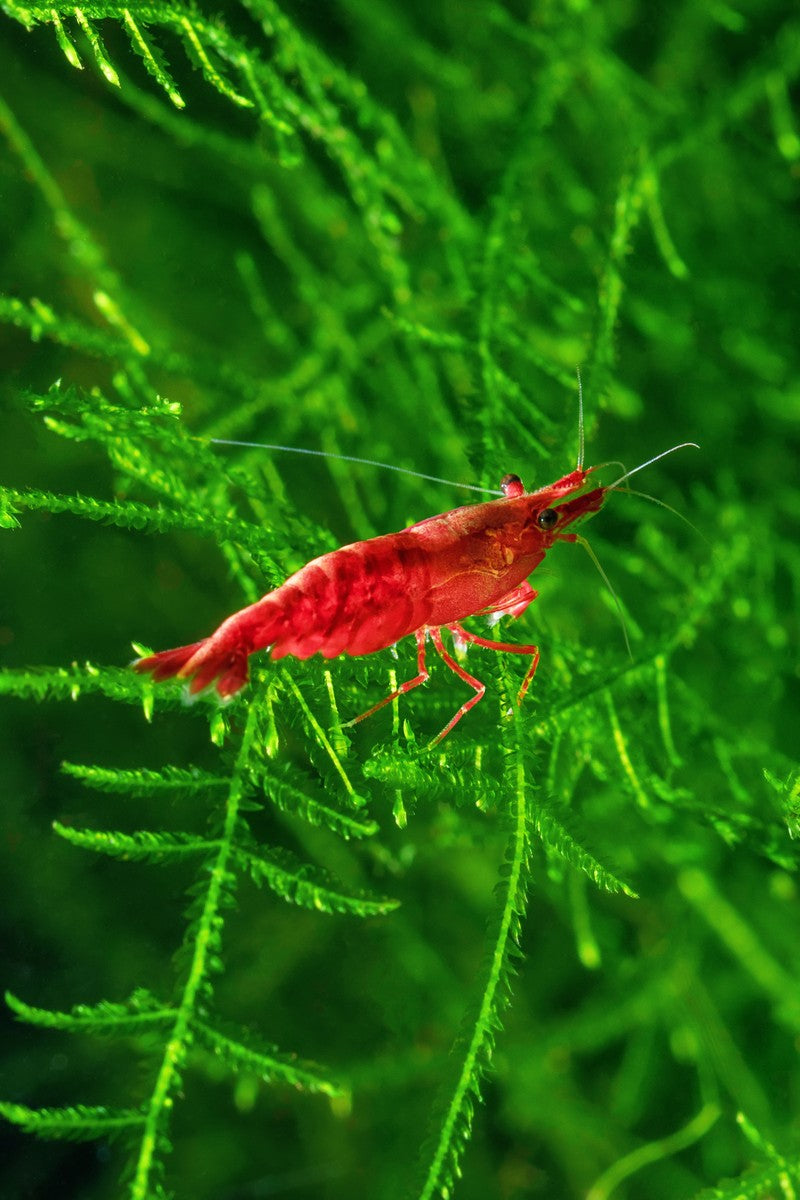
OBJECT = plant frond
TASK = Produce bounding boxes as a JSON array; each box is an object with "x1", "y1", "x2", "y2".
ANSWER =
[
  {"x1": 0, "y1": 663, "x2": 164, "y2": 709},
  {"x1": 363, "y1": 743, "x2": 503, "y2": 810},
  {"x1": 6, "y1": 988, "x2": 173, "y2": 1037},
  {"x1": 413, "y1": 718, "x2": 534, "y2": 1199},
  {"x1": 53, "y1": 822, "x2": 220, "y2": 864},
  {"x1": 124, "y1": 705, "x2": 261, "y2": 1197},
  {"x1": 252, "y1": 761, "x2": 379, "y2": 840},
  {"x1": 191, "y1": 1017, "x2": 346, "y2": 1097},
  {"x1": 0, "y1": 1101, "x2": 144, "y2": 1141},
  {"x1": 531, "y1": 795, "x2": 639, "y2": 898},
  {"x1": 232, "y1": 843, "x2": 399, "y2": 918},
  {"x1": 27, "y1": 381, "x2": 183, "y2": 443},
  {"x1": 4, "y1": 1, "x2": 260, "y2": 115},
  {"x1": 0, "y1": 482, "x2": 266, "y2": 550},
  {"x1": 61, "y1": 761, "x2": 227, "y2": 797},
  {"x1": 120, "y1": 7, "x2": 185, "y2": 108}
]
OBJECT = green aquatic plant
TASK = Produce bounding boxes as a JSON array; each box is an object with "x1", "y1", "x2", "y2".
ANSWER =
[{"x1": 1, "y1": 3, "x2": 799, "y2": 1199}]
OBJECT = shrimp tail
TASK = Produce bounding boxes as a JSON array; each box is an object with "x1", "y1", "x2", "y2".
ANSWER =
[
  {"x1": 133, "y1": 641, "x2": 206, "y2": 682},
  {"x1": 134, "y1": 595, "x2": 286, "y2": 700},
  {"x1": 134, "y1": 637, "x2": 251, "y2": 699}
]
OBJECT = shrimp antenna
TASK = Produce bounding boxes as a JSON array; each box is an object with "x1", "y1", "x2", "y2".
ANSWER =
[
  {"x1": 592, "y1": 459, "x2": 627, "y2": 477},
  {"x1": 575, "y1": 366, "x2": 585, "y2": 472},
  {"x1": 205, "y1": 438, "x2": 504, "y2": 496},
  {"x1": 607, "y1": 443, "x2": 699, "y2": 489},
  {"x1": 612, "y1": 486, "x2": 708, "y2": 544},
  {"x1": 573, "y1": 533, "x2": 632, "y2": 659}
]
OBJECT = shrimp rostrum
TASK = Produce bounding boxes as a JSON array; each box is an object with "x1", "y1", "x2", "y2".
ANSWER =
[{"x1": 134, "y1": 462, "x2": 612, "y2": 744}]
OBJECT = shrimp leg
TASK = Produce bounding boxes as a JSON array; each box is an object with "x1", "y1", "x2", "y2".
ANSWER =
[
  {"x1": 428, "y1": 627, "x2": 486, "y2": 745},
  {"x1": 347, "y1": 614, "x2": 539, "y2": 743},
  {"x1": 447, "y1": 622, "x2": 540, "y2": 706},
  {"x1": 345, "y1": 629, "x2": 430, "y2": 728}
]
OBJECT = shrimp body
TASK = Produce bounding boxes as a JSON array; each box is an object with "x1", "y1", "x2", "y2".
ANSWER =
[{"x1": 135, "y1": 467, "x2": 606, "y2": 740}]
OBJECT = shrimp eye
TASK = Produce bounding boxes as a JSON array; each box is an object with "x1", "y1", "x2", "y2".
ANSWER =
[
  {"x1": 500, "y1": 473, "x2": 524, "y2": 498},
  {"x1": 536, "y1": 508, "x2": 558, "y2": 531}
]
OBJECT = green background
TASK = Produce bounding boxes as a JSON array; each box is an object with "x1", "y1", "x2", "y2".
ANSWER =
[{"x1": 1, "y1": 2, "x2": 799, "y2": 1198}]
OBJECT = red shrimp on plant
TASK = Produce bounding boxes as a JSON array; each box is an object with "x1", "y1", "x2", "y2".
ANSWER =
[{"x1": 134, "y1": 414, "x2": 696, "y2": 745}]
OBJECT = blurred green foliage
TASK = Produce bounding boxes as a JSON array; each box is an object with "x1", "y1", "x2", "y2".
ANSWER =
[{"x1": 1, "y1": 2, "x2": 799, "y2": 1199}]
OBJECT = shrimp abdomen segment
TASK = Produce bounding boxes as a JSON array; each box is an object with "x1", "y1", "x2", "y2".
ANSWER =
[{"x1": 270, "y1": 538, "x2": 434, "y2": 659}]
